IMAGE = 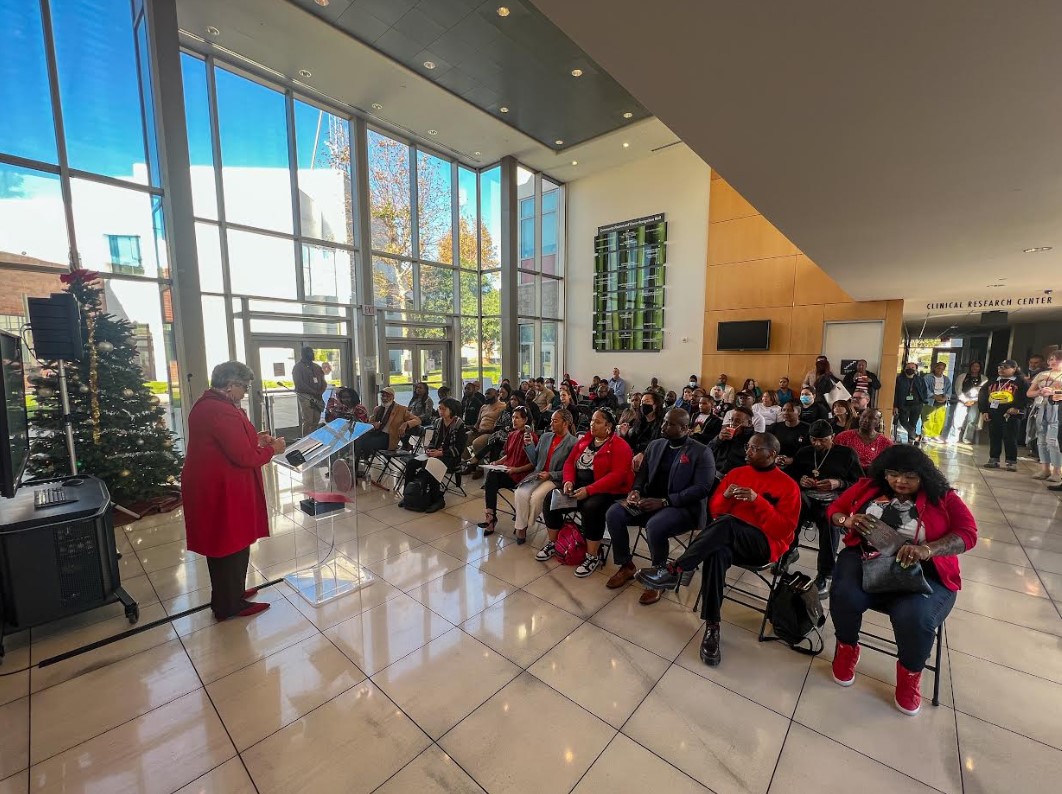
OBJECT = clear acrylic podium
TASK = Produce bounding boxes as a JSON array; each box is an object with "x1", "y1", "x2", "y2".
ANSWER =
[{"x1": 269, "y1": 419, "x2": 375, "y2": 606}]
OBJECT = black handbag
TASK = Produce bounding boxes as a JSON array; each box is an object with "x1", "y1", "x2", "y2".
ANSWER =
[{"x1": 861, "y1": 550, "x2": 933, "y2": 595}]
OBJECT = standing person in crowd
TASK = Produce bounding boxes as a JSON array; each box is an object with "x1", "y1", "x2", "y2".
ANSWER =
[
  {"x1": 921, "y1": 361, "x2": 952, "y2": 444},
  {"x1": 709, "y1": 408, "x2": 755, "y2": 481},
  {"x1": 183, "y1": 362, "x2": 286, "y2": 621},
  {"x1": 325, "y1": 387, "x2": 369, "y2": 424},
  {"x1": 675, "y1": 386, "x2": 695, "y2": 413},
  {"x1": 769, "y1": 400, "x2": 810, "y2": 468},
  {"x1": 637, "y1": 433, "x2": 800, "y2": 666},
  {"x1": 710, "y1": 385, "x2": 734, "y2": 419},
  {"x1": 776, "y1": 376, "x2": 794, "y2": 406},
  {"x1": 843, "y1": 359, "x2": 882, "y2": 405},
  {"x1": 512, "y1": 409, "x2": 579, "y2": 544},
  {"x1": 716, "y1": 374, "x2": 736, "y2": 404},
  {"x1": 537, "y1": 409, "x2": 634, "y2": 577},
  {"x1": 787, "y1": 420, "x2": 865, "y2": 597},
  {"x1": 754, "y1": 390, "x2": 781, "y2": 428},
  {"x1": 894, "y1": 362, "x2": 929, "y2": 444},
  {"x1": 830, "y1": 399, "x2": 856, "y2": 435},
  {"x1": 401, "y1": 382, "x2": 435, "y2": 445},
  {"x1": 691, "y1": 395, "x2": 723, "y2": 444},
  {"x1": 979, "y1": 360, "x2": 1029, "y2": 471},
  {"x1": 850, "y1": 390, "x2": 871, "y2": 420},
  {"x1": 292, "y1": 346, "x2": 326, "y2": 436},
  {"x1": 803, "y1": 356, "x2": 840, "y2": 401},
  {"x1": 645, "y1": 377, "x2": 666, "y2": 398},
  {"x1": 353, "y1": 387, "x2": 412, "y2": 468},
  {"x1": 1026, "y1": 354, "x2": 1048, "y2": 460},
  {"x1": 950, "y1": 362, "x2": 986, "y2": 445},
  {"x1": 608, "y1": 367, "x2": 628, "y2": 401},
  {"x1": 827, "y1": 445, "x2": 977, "y2": 716},
  {"x1": 461, "y1": 382, "x2": 485, "y2": 427},
  {"x1": 741, "y1": 378, "x2": 763, "y2": 400},
  {"x1": 836, "y1": 408, "x2": 893, "y2": 470},
  {"x1": 479, "y1": 407, "x2": 538, "y2": 537},
  {"x1": 620, "y1": 391, "x2": 664, "y2": 470},
  {"x1": 725, "y1": 391, "x2": 766, "y2": 432},
  {"x1": 401, "y1": 398, "x2": 466, "y2": 510},
  {"x1": 1027, "y1": 351, "x2": 1062, "y2": 483},
  {"x1": 605, "y1": 409, "x2": 715, "y2": 605},
  {"x1": 798, "y1": 386, "x2": 829, "y2": 424}
]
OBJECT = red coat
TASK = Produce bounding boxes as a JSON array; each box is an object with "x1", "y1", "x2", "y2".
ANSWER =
[
  {"x1": 562, "y1": 433, "x2": 634, "y2": 496},
  {"x1": 828, "y1": 478, "x2": 977, "y2": 591},
  {"x1": 182, "y1": 390, "x2": 274, "y2": 558}
]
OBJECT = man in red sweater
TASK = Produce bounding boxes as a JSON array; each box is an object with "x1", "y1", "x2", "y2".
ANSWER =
[{"x1": 637, "y1": 433, "x2": 800, "y2": 666}]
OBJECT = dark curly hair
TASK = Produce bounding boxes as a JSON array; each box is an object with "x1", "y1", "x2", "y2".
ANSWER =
[{"x1": 867, "y1": 445, "x2": 952, "y2": 504}]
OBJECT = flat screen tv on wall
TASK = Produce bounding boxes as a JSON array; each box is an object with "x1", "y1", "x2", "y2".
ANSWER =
[{"x1": 716, "y1": 320, "x2": 770, "y2": 351}]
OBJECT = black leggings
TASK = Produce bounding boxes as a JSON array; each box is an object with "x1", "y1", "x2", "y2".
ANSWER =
[
  {"x1": 484, "y1": 470, "x2": 520, "y2": 511},
  {"x1": 542, "y1": 489, "x2": 619, "y2": 542}
]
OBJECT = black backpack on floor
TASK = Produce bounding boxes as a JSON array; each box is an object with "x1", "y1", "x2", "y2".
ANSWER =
[
  {"x1": 766, "y1": 571, "x2": 826, "y2": 655},
  {"x1": 401, "y1": 470, "x2": 443, "y2": 513}
]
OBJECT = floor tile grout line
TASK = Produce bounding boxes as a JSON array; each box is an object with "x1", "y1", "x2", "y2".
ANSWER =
[
  {"x1": 951, "y1": 706, "x2": 1062, "y2": 754},
  {"x1": 947, "y1": 645, "x2": 1062, "y2": 687},
  {"x1": 762, "y1": 656, "x2": 814, "y2": 794}
]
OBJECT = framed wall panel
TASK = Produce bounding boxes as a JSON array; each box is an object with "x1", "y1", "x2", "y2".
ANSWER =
[{"x1": 592, "y1": 213, "x2": 667, "y2": 351}]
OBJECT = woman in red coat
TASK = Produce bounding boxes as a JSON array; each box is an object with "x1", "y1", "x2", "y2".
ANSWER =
[
  {"x1": 537, "y1": 408, "x2": 634, "y2": 577},
  {"x1": 182, "y1": 361, "x2": 286, "y2": 621}
]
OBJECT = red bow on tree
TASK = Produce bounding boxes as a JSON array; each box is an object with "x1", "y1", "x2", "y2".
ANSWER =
[{"x1": 59, "y1": 269, "x2": 101, "y2": 285}]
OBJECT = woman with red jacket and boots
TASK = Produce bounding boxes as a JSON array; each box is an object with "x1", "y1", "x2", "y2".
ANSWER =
[{"x1": 826, "y1": 445, "x2": 977, "y2": 716}]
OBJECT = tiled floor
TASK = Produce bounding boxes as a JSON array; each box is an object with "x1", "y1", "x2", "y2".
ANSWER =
[{"x1": 2, "y1": 444, "x2": 1061, "y2": 793}]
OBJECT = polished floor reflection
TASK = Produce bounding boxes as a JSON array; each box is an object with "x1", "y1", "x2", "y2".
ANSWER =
[{"x1": 3, "y1": 444, "x2": 1061, "y2": 793}]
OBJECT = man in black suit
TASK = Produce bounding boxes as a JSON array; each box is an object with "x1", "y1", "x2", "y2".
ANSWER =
[{"x1": 603, "y1": 408, "x2": 715, "y2": 605}]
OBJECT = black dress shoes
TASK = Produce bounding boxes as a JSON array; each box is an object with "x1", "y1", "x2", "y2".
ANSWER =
[
  {"x1": 700, "y1": 622, "x2": 721, "y2": 666},
  {"x1": 635, "y1": 563, "x2": 695, "y2": 590}
]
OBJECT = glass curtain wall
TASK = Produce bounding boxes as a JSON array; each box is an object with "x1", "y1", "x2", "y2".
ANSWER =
[{"x1": 0, "y1": 0, "x2": 181, "y2": 431}]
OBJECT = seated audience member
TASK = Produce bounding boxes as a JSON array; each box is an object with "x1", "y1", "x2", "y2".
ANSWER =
[
  {"x1": 803, "y1": 355, "x2": 841, "y2": 401},
  {"x1": 850, "y1": 390, "x2": 871, "y2": 419},
  {"x1": 512, "y1": 409, "x2": 579, "y2": 544},
  {"x1": 830, "y1": 398, "x2": 855, "y2": 435},
  {"x1": 400, "y1": 398, "x2": 466, "y2": 508},
  {"x1": 768, "y1": 400, "x2": 810, "y2": 468},
  {"x1": 437, "y1": 385, "x2": 452, "y2": 403},
  {"x1": 401, "y1": 382, "x2": 435, "y2": 444},
  {"x1": 741, "y1": 378, "x2": 763, "y2": 400},
  {"x1": 645, "y1": 377, "x2": 666, "y2": 398},
  {"x1": 354, "y1": 387, "x2": 411, "y2": 466},
  {"x1": 607, "y1": 368, "x2": 628, "y2": 401},
  {"x1": 709, "y1": 385, "x2": 734, "y2": 419},
  {"x1": 537, "y1": 409, "x2": 634, "y2": 577},
  {"x1": 480, "y1": 407, "x2": 538, "y2": 536},
  {"x1": 787, "y1": 420, "x2": 865, "y2": 596},
  {"x1": 325, "y1": 387, "x2": 369, "y2": 424},
  {"x1": 465, "y1": 387, "x2": 505, "y2": 455},
  {"x1": 605, "y1": 409, "x2": 715, "y2": 604},
  {"x1": 533, "y1": 377, "x2": 555, "y2": 414},
  {"x1": 687, "y1": 374, "x2": 700, "y2": 392},
  {"x1": 562, "y1": 372, "x2": 580, "y2": 395},
  {"x1": 709, "y1": 407, "x2": 754, "y2": 480},
  {"x1": 842, "y1": 359, "x2": 882, "y2": 405},
  {"x1": 620, "y1": 391, "x2": 664, "y2": 469},
  {"x1": 716, "y1": 373, "x2": 737, "y2": 404},
  {"x1": 461, "y1": 382, "x2": 486, "y2": 427},
  {"x1": 663, "y1": 390, "x2": 678, "y2": 410},
  {"x1": 798, "y1": 386, "x2": 830, "y2": 424},
  {"x1": 725, "y1": 392, "x2": 765, "y2": 432},
  {"x1": 559, "y1": 384, "x2": 590, "y2": 431},
  {"x1": 590, "y1": 375, "x2": 603, "y2": 393},
  {"x1": 978, "y1": 359, "x2": 1029, "y2": 470},
  {"x1": 753, "y1": 390, "x2": 781, "y2": 428},
  {"x1": 827, "y1": 445, "x2": 977, "y2": 716},
  {"x1": 836, "y1": 408, "x2": 893, "y2": 470},
  {"x1": 467, "y1": 391, "x2": 527, "y2": 475},
  {"x1": 691, "y1": 387, "x2": 707, "y2": 402},
  {"x1": 592, "y1": 382, "x2": 620, "y2": 412},
  {"x1": 675, "y1": 386, "x2": 695, "y2": 413},
  {"x1": 691, "y1": 395, "x2": 723, "y2": 444},
  {"x1": 776, "y1": 376, "x2": 794, "y2": 406},
  {"x1": 637, "y1": 433, "x2": 800, "y2": 666}
]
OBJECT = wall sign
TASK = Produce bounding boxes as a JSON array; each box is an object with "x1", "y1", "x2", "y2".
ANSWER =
[
  {"x1": 593, "y1": 213, "x2": 667, "y2": 352},
  {"x1": 925, "y1": 295, "x2": 1053, "y2": 310}
]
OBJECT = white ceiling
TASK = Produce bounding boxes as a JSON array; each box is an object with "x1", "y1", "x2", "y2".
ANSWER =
[
  {"x1": 530, "y1": 0, "x2": 1062, "y2": 325},
  {"x1": 175, "y1": 0, "x2": 680, "y2": 182}
]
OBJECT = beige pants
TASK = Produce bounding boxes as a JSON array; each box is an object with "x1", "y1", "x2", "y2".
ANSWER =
[{"x1": 513, "y1": 477, "x2": 556, "y2": 532}]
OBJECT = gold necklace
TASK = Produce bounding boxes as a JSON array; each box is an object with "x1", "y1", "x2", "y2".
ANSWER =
[{"x1": 812, "y1": 445, "x2": 832, "y2": 478}]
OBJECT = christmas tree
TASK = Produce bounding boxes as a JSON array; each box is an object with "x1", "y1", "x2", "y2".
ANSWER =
[{"x1": 28, "y1": 270, "x2": 184, "y2": 504}]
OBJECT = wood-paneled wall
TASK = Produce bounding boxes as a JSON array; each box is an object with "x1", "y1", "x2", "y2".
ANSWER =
[{"x1": 703, "y1": 173, "x2": 903, "y2": 411}]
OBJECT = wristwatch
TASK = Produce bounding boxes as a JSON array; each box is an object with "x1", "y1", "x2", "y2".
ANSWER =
[{"x1": 662, "y1": 499, "x2": 670, "y2": 508}]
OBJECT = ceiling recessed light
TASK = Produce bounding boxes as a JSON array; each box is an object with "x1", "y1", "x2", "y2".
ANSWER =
[
  {"x1": 205, "y1": 26, "x2": 220, "y2": 36},
  {"x1": 1023, "y1": 246, "x2": 1053, "y2": 253},
  {"x1": 554, "y1": 139, "x2": 564, "y2": 145},
  {"x1": 499, "y1": 106, "x2": 509, "y2": 113},
  {"x1": 496, "y1": 6, "x2": 510, "y2": 16},
  {"x1": 570, "y1": 68, "x2": 583, "y2": 77},
  {"x1": 622, "y1": 142, "x2": 630, "y2": 148},
  {"x1": 298, "y1": 69, "x2": 312, "y2": 78},
  {"x1": 371, "y1": 103, "x2": 383, "y2": 111},
  {"x1": 571, "y1": 160, "x2": 578, "y2": 166},
  {"x1": 428, "y1": 129, "x2": 438, "y2": 136},
  {"x1": 473, "y1": 151, "x2": 481, "y2": 156},
  {"x1": 315, "y1": 0, "x2": 330, "y2": 6},
  {"x1": 622, "y1": 111, "x2": 633, "y2": 119},
  {"x1": 423, "y1": 61, "x2": 436, "y2": 70}
]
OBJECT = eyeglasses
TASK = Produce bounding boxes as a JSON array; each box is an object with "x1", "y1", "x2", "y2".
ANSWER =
[
  {"x1": 884, "y1": 470, "x2": 921, "y2": 481},
  {"x1": 232, "y1": 381, "x2": 250, "y2": 390},
  {"x1": 746, "y1": 445, "x2": 771, "y2": 453}
]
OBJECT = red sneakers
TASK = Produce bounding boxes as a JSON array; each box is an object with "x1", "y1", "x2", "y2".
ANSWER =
[
  {"x1": 831, "y1": 641, "x2": 860, "y2": 686},
  {"x1": 894, "y1": 661, "x2": 922, "y2": 715},
  {"x1": 237, "y1": 602, "x2": 271, "y2": 618}
]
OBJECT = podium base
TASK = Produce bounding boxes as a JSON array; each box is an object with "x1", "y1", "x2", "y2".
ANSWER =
[{"x1": 284, "y1": 552, "x2": 374, "y2": 606}]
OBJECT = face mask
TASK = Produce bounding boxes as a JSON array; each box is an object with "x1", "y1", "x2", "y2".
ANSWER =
[
  {"x1": 640, "y1": 404, "x2": 654, "y2": 417},
  {"x1": 905, "y1": 369, "x2": 916, "y2": 376},
  {"x1": 800, "y1": 395, "x2": 813, "y2": 406}
]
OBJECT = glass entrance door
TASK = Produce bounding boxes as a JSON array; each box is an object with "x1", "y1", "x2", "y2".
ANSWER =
[
  {"x1": 250, "y1": 337, "x2": 349, "y2": 438},
  {"x1": 385, "y1": 342, "x2": 451, "y2": 405}
]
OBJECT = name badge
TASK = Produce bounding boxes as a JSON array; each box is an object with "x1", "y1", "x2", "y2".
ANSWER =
[
  {"x1": 905, "y1": 394, "x2": 914, "y2": 401},
  {"x1": 990, "y1": 400, "x2": 999, "y2": 409}
]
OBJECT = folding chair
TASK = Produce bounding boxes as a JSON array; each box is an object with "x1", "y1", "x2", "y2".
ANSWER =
[
  {"x1": 372, "y1": 428, "x2": 432, "y2": 493},
  {"x1": 630, "y1": 523, "x2": 698, "y2": 565},
  {"x1": 857, "y1": 613, "x2": 947, "y2": 707}
]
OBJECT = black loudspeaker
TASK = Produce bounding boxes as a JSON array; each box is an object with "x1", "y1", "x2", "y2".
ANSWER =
[{"x1": 27, "y1": 292, "x2": 83, "y2": 361}]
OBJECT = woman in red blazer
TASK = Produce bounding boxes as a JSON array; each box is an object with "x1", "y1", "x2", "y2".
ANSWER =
[
  {"x1": 536, "y1": 408, "x2": 634, "y2": 577},
  {"x1": 182, "y1": 362, "x2": 286, "y2": 621},
  {"x1": 825, "y1": 444, "x2": 977, "y2": 716}
]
